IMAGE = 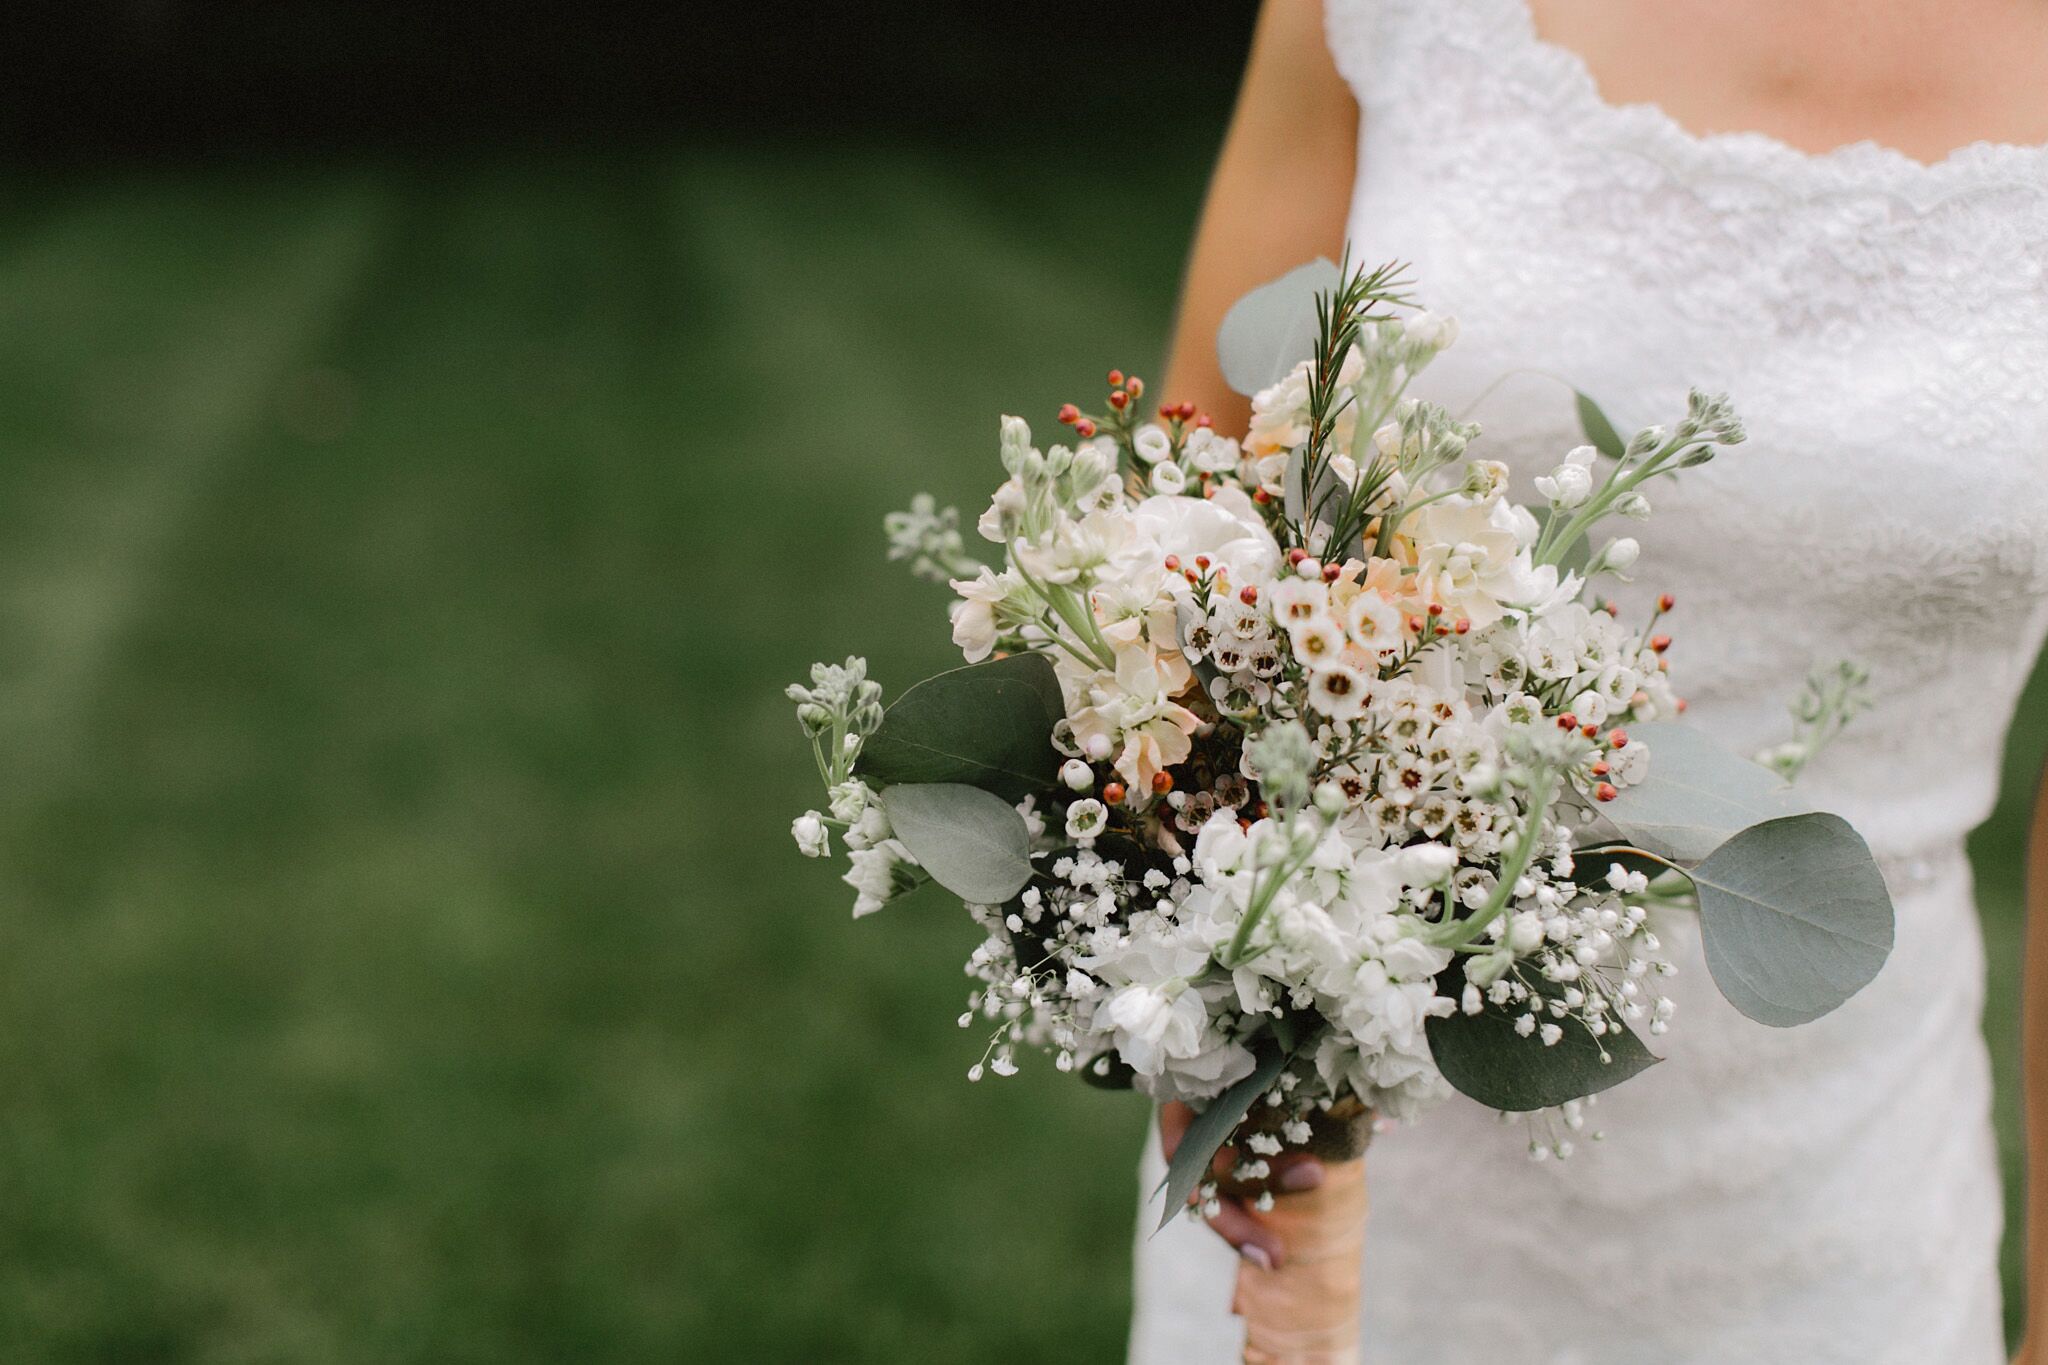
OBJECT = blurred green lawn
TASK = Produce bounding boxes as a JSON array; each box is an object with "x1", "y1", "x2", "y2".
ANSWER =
[{"x1": 0, "y1": 141, "x2": 2038, "y2": 1362}]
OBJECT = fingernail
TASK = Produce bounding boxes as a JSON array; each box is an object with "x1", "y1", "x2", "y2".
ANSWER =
[
  {"x1": 1239, "y1": 1244, "x2": 1274, "y2": 1272},
  {"x1": 1278, "y1": 1162, "x2": 1324, "y2": 1193}
]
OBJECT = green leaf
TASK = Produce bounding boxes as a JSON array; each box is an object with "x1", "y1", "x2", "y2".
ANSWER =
[
  {"x1": 1688, "y1": 812, "x2": 1895, "y2": 1027},
  {"x1": 1152, "y1": 1048, "x2": 1288, "y2": 1233},
  {"x1": 877, "y1": 784, "x2": 1033, "y2": 905},
  {"x1": 1216, "y1": 258, "x2": 1340, "y2": 397},
  {"x1": 855, "y1": 653, "x2": 1065, "y2": 802},
  {"x1": 1426, "y1": 959, "x2": 1660, "y2": 1112},
  {"x1": 1599, "y1": 722, "x2": 1807, "y2": 864},
  {"x1": 1079, "y1": 1052, "x2": 1136, "y2": 1091},
  {"x1": 1574, "y1": 390, "x2": 1626, "y2": 461}
]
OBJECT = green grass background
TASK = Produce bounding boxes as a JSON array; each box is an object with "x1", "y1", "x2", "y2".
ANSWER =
[{"x1": 0, "y1": 140, "x2": 2038, "y2": 1361}]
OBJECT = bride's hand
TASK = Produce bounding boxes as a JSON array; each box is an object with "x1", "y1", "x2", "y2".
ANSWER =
[{"x1": 1158, "y1": 1100, "x2": 1326, "y2": 1270}]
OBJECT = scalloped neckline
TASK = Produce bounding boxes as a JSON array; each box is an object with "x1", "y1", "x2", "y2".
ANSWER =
[{"x1": 1502, "y1": 0, "x2": 2048, "y2": 191}]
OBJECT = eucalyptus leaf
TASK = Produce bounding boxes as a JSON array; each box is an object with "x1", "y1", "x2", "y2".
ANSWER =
[
  {"x1": 1426, "y1": 959, "x2": 1659, "y2": 1112},
  {"x1": 878, "y1": 784, "x2": 1034, "y2": 905},
  {"x1": 1599, "y1": 722, "x2": 1807, "y2": 864},
  {"x1": 1216, "y1": 258, "x2": 1340, "y2": 396},
  {"x1": 855, "y1": 653, "x2": 1065, "y2": 802},
  {"x1": 1689, "y1": 812, "x2": 1895, "y2": 1027},
  {"x1": 1574, "y1": 389, "x2": 1626, "y2": 461},
  {"x1": 1153, "y1": 1048, "x2": 1289, "y2": 1232}
]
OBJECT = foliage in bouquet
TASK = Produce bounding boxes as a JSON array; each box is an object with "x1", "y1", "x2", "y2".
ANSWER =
[{"x1": 789, "y1": 258, "x2": 1895, "y2": 1222}]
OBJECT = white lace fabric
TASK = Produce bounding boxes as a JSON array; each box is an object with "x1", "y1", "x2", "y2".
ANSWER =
[{"x1": 1129, "y1": 1, "x2": 2048, "y2": 1360}]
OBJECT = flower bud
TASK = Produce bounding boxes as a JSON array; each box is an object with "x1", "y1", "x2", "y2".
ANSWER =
[{"x1": 1060, "y1": 759, "x2": 1094, "y2": 792}]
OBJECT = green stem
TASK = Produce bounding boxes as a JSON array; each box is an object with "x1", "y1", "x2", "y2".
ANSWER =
[{"x1": 1429, "y1": 768, "x2": 1561, "y2": 950}]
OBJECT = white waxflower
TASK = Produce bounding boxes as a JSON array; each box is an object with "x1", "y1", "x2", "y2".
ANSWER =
[
  {"x1": 1288, "y1": 615, "x2": 1346, "y2": 668},
  {"x1": 1065, "y1": 798, "x2": 1109, "y2": 843},
  {"x1": 1133, "y1": 423, "x2": 1173, "y2": 465},
  {"x1": 1060, "y1": 759, "x2": 1095, "y2": 792},
  {"x1": 1266, "y1": 577, "x2": 1329, "y2": 626},
  {"x1": 1307, "y1": 663, "x2": 1372, "y2": 720},
  {"x1": 1149, "y1": 461, "x2": 1188, "y2": 495},
  {"x1": 1343, "y1": 591, "x2": 1404, "y2": 653},
  {"x1": 791, "y1": 811, "x2": 830, "y2": 858}
]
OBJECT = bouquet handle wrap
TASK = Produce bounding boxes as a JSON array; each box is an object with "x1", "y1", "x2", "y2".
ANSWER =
[{"x1": 1231, "y1": 1100, "x2": 1373, "y2": 1365}]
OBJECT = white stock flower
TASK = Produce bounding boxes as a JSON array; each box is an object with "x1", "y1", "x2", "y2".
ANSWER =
[
  {"x1": 949, "y1": 566, "x2": 1017, "y2": 662},
  {"x1": 1533, "y1": 446, "x2": 1599, "y2": 509},
  {"x1": 1122, "y1": 487, "x2": 1281, "y2": 588},
  {"x1": 844, "y1": 839, "x2": 916, "y2": 918},
  {"x1": 791, "y1": 811, "x2": 830, "y2": 858}
]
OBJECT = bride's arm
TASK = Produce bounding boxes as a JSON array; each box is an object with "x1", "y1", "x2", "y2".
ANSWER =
[
  {"x1": 1153, "y1": 0, "x2": 1356, "y2": 1269},
  {"x1": 2021, "y1": 769, "x2": 2048, "y2": 1363},
  {"x1": 1156, "y1": 0, "x2": 1357, "y2": 435}
]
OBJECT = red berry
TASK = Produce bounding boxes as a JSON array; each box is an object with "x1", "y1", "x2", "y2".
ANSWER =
[
  {"x1": 1107, "y1": 391, "x2": 1128, "y2": 410},
  {"x1": 1659, "y1": 593, "x2": 1676, "y2": 612},
  {"x1": 1057, "y1": 403, "x2": 1079, "y2": 424},
  {"x1": 1102, "y1": 782, "x2": 1127, "y2": 805},
  {"x1": 1195, "y1": 415, "x2": 1213, "y2": 428},
  {"x1": 1177, "y1": 402, "x2": 1197, "y2": 420},
  {"x1": 1676, "y1": 698, "x2": 1689, "y2": 713},
  {"x1": 1321, "y1": 563, "x2": 1341, "y2": 583},
  {"x1": 1151, "y1": 771, "x2": 1173, "y2": 794},
  {"x1": 1158, "y1": 405, "x2": 1176, "y2": 422},
  {"x1": 1608, "y1": 728, "x2": 1629, "y2": 748},
  {"x1": 1108, "y1": 369, "x2": 1124, "y2": 387},
  {"x1": 1557, "y1": 713, "x2": 1578, "y2": 730},
  {"x1": 1238, "y1": 585, "x2": 1258, "y2": 605},
  {"x1": 1453, "y1": 617, "x2": 1471, "y2": 635},
  {"x1": 1163, "y1": 554, "x2": 1181, "y2": 571},
  {"x1": 1287, "y1": 548, "x2": 1308, "y2": 566},
  {"x1": 1253, "y1": 487, "x2": 1271, "y2": 503},
  {"x1": 1427, "y1": 602, "x2": 1444, "y2": 616},
  {"x1": 1651, "y1": 634, "x2": 1671, "y2": 653},
  {"x1": 1582, "y1": 723, "x2": 1599, "y2": 739},
  {"x1": 1126, "y1": 377, "x2": 1145, "y2": 398},
  {"x1": 1195, "y1": 555, "x2": 1211, "y2": 571},
  {"x1": 1595, "y1": 782, "x2": 1618, "y2": 802},
  {"x1": 1590, "y1": 760, "x2": 1610, "y2": 777},
  {"x1": 1075, "y1": 418, "x2": 1097, "y2": 438}
]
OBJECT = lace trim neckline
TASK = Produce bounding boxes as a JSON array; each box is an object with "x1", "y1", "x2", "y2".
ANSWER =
[{"x1": 1485, "y1": 0, "x2": 2048, "y2": 202}]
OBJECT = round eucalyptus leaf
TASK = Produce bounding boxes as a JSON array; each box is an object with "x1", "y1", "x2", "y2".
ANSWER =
[
  {"x1": 1215, "y1": 258, "x2": 1340, "y2": 397},
  {"x1": 1599, "y1": 721, "x2": 1807, "y2": 864},
  {"x1": 1425, "y1": 959, "x2": 1659, "y2": 1113},
  {"x1": 1690, "y1": 811, "x2": 1895, "y2": 1027},
  {"x1": 877, "y1": 783, "x2": 1033, "y2": 905},
  {"x1": 855, "y1": 652, "x2": 1064, "y2": 802}
]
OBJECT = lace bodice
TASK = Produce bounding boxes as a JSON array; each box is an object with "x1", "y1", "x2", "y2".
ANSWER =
[
  {"x1": 1327, "y1": 0, "x2": 2048, "y2": 861},
  {"x1": 1130, "y1": 2, "x2": 2048, "y2": 1360}
]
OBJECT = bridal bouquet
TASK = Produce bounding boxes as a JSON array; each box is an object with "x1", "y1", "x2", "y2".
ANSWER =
[{"x1": 787, "y1": 260, "x2": 1893, "y2": 1357}]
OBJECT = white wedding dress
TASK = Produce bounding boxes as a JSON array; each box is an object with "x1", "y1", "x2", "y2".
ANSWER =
[{"x1": 1129, "y1": 1, "x2": 2048, "y2": 1360}]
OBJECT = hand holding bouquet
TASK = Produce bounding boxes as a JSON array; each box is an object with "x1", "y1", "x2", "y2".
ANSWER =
[{"x1": 788, "y1": 260, "x2": 1894, "y2": 1361}]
